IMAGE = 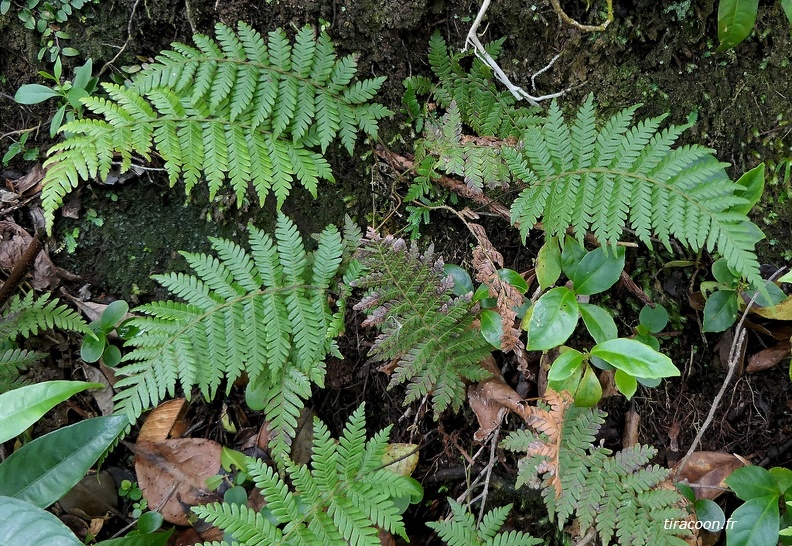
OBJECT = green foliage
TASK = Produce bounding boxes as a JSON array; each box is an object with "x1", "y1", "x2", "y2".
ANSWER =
[
  {"x1": 507, "y1": 95, "x2": 764, "y2": 286},
  {"x1": 502, "y1": 392, "x2": 691, "y2": 546},
  {"x1": 3, "y1": 0, "x2": 96, "y2": 61},
  {"x1": 193, "y1": 404, "x2": 422, "y2": 546},
  {"x1": 426, "y1": 499, "x2": 542, "y2": 546},
  {"x1": 80, "y1": 300, "x2": 129, "y2": 367},
  {"x1": 113, "y1": 214, "x2": 357, "y2": 456},
  {"x1": 0, "y1": 292, "x2": 90, "y2": 392},
  {"x1": 40, "y1": 22, "x2": 391, "y2": 231},
  {"x1": 352, "y1": 230, "x2": 492, "y2": 415},
  {"x1": 725, "y1": 465, "x2": 792, "y2": 545},
  {"x1": 1, "y1": 131, "x2": 38, "y2": 167}
]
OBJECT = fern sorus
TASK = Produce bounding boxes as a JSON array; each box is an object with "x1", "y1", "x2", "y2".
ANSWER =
[
  {"x1": 41, "y1": 22, "x2": 392, "y2": 231},
  {"x1": 352, "y1": 230, "x2": 492, "y2": 415},
  {"x1": 506, "y1": 95, "x2": 764, "y2": 284},
  {"x1": 0, "y1": 293, "x2": 89, "y2": 393},
  {"x1": 502, "y1": 390, "x2": 691, "y2": 546},
  {"x1": 194, "y1": 403, "x2": 421, "y2": 546},
  {"x1": 113, "y1": 213, "x2": 356, "y2": 453},
  {"x1": 427, "y1": 499, "x2": 542, "y2": 546}
]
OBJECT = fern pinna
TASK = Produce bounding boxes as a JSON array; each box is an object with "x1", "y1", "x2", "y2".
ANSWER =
[
  {"x1": 113, "y1": 214, "x2": 355, "y2": 454},
  {"x1": 502, "y1": 390, "x2": 691, "y2": 546},
  {"x1": 0, "y1": 293, "x2": 89, "y2": 393},
  {"x1": 352, "y1": 230, "x2": 492, "y2": 415},
  {"x1": 40, "y1": 22, "x2": 391, "y2": 231},
  {"x1": 506, "y1": 95, "x2": 764, "y2": 284},
  {"x1": 426, "y1": 499, "x2": 542, "y2": 546},
  {"x1": 194, "y1": 404, "x2": 421, "y2": 546}
]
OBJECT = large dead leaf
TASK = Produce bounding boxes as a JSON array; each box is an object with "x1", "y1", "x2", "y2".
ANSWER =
[
  {"x1": 138, "y1": 399, "x2": 188, "y2": 442},
  {"x1": 132, "y1": 439, "x2": 222, "y2": 525},
  {"x1": 746, "y1": 341, "x2": 791, "y2": 373},
  {"x1": 673, "y1": 452, "x2": 746, "y2": 500},
  {"x1": 468, "y1": 355, "x2": 530, "y2": 440},
  {"x1": 9, "y1": 164, "x2": 45, "y2": 195},
  {"x1": 751, "y1": 295, "x2": 792, "y2": 321}
]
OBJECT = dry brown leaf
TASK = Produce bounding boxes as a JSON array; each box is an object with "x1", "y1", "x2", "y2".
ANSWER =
[
  {"x1": 622, "y1": 405, "x2": 640, "y2": 449},
  {"x1": 10, "y1": 164, "x2": 45, "y2": 195},
  {"x1": 673, "y1": 452, "x2": 746, "y2": 500},
  {"x1": 0, "y1": 220, "x2": 65, "y2": 290},
  {"x1": 138, "y1": 399, "x2": 188, "y2": 442},
  {"x1": 133, "y1": 438, "x2": 222, "y2": 525},
  {"x1": 746, "y1": 341, "x2": 791, "y2": 373},
  {"x1": 469, "y1": 355, "x2": 526, "y2": 441},
  {"x1": 750, "y1": 295, "x2": 792, "y2": 321},
  {"x1": 80, "y1": 365, "x2": 114, "y2": 415}
]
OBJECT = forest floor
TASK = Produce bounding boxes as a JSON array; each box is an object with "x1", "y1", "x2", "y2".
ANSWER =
[{"x1": 1, "y1": 0, "x2": 792, "y2": 544}]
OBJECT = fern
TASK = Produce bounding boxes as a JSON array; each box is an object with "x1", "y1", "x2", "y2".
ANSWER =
[
  {"x1": 352, "y1": 230, "x2": 492, "y2": 415},
  {"x1": 193, "y1": 403, "x2": 420, "y2": 546},
  {"x1": 427, "y1": 499, "x2": 542, "y2": 546},
  {"x1": 502, "y1": 390, "x2": 691, "y2": 546},
  {"x1": 0, "y1": 292, "x2": 89, "y2": 393},
  {"x1": 41, "y1": 22, "x2": 391, "y2": 231},
  {"x1": 113, "y1": 213, "x2": 357, "y2": 454},
  {"x1": 507, "y1": 95, "x2": 764, "y2": 284}
]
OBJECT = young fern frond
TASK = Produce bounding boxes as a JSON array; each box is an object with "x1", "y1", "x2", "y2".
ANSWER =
[
  {"x1": 502, "y1": 390, "x2": 691, "y2": 546},
  {"x1": 352, "y1": 230, "x2": 492, "y2": 415},
  {"x1": 0, "y1": 292, "x2": 89, "y2": 340},
  {"x1": 41, "y1": 22, "x2": 391, "y2": 232},
  {"x1": 194, "y1": 404, "x2": 420, "y2": 546},
  {"x1": 426, "y1": 499, "x2": 542, "y2": 546},
  {"x1": 113, "y1": 214, "x2": 355, "y2": 455},
  {"x1": 508, "y1": 95, "x2": 764, "y2": 284}
]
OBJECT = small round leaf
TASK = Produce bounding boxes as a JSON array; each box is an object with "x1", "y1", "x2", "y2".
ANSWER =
[{"x1": 639, "y1": 304, "x2": 668, "y2": 333}]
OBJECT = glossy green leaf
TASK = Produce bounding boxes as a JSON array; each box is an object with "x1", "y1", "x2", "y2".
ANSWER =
[
  {"x1": 591, "y1": 338, "x2": 679, "y2": 379},
  {"x1": 570, "y1": 246, "x2": 625, "y2": 295},
  {"x1": 634, "y1": 333, "x2": 660, "y2": 351},
  {"x1": 725, "y1": 465, "x2": 780, "y2": 500},
  {"x1": 14, "y1": 84, "x2": 60, "y2": 105},
  {"x1": 703, "y1": 289, "x2": 739, "y2": 332},
  {"x1": 137, "y1": 511, "x2": 164, "y2": 533},
  {"x1": 0, "y1": 381, "x2": 102, "y2": 443},
  {"x1": 548, "y1": 349, "x2": 585, "y2": 382},
  {"x1": 548, "y1": 364, "x2": 583, "y2": 396},
  {"x1": 526, "y1": 287, "x2": 579, "y2": 351},
  {"x1": 614, "y1": 369, "x2": 638, "y2": 399},
  {"x1": 102, "y1": 345, "x2": 122, "y2": 367},
  {"x1": 731, "y1": 163, "x2": 765, "y2": 215},
  {"x1": 573, "y1": 364, "x2": 602, "y2": 407},
  {"x1": 480, "y1": 309, "x2": 503, "y2": 348},
  {"x1": 717, "y1": 0, "x2": 759, "y2": 50},
  {"x1": 95, "y1": 530, "x2": 173, "y2": 546},
  {"x1": 0, "y1": 415, "x2": 128, "y2": 507},
  {"x1": 561, "y1": 236, "x2": 586, "y2": 280},
  {"x1": 497, "y1": 268, "x2": 528, "y2": 293},
  {"x1": 639, "y1": 304, "x2": 668, "y2": 333},
  {"x1": 579, "y1": 303, "x2": 618, "y2": 343},
  {"x1": 444, "y1": 264, "x2": 474, "y2": 296},
  {"x1": 99, "y1": 300, "x2": 129, "y2": 330},
  {"x1": 81, "y1": 330, "x2": 106, "y2": 363},
  {"x1": 0, "y1": 496, "x2": 82, "y2": 545},
  {"x1": 536, "y1": 236, "x2": 562, "y2": 290},
  {"x1": 725, "y1": 495, "x2": 779, "y2": 546},
  {"x1": 711, "y1": 258, "x2": 739, "y2": 285}
]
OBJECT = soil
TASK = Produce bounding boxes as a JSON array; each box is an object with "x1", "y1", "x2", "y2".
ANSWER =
[{"x1": 1, "y1": 0, "x2": 792, "y2": 543}]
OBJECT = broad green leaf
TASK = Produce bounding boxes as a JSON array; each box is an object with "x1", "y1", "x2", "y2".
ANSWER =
[
  {"x1": 137, "y1": 511, "x2": 164, "y2": 533},
  {"x1": 480, "y1": 310, "x2": 503, "y2": 349},
  {"x1": 473, "y1": 284, "x2": 490, "y2": 302},
  {"x1": 771, "y1": 467, "x2": 792, "y2": 495},
  {"x1": 703, "y1": 289, "x2": 739, "y2": 332},
  {"x1": 95, "y1": 530, "x2": 173, "y2": 546},
  {"x1": 579, "y1": 303, "x2": 618, "y2": 343},
  {"x1": 614, "y1": 369, "x2": 637, "y2": 399},
  {"x1": 536, "y1": 236, "x2": 562, "y2": 290},
  {"x1": 525, "y1": 287, "x2": 579, "y2": 351},
  {"x1": 102, "y1": 345, "x2": 122, "y2": 367},
  {"x1": 725, "y1": 466, "x2": 780, "y2": 500},
  {"x1": 443, "y1": 264, "x2": 474, "y2": 296},
  {"x1": 0, "y1": 496, "x2": 82, "y2": 545},
  {"x1": 717, "y1": 0, "x2": 759, "y2": 50},
  {"x1": 561, "y1": 236, "x2": 586, "y2": 280},
  {"x1": 570, "y1": 246, "x2": 625, "y2": 295},
  {"x1": 711, "y1": 257, "x2": 739, "y2": 285},
  {"x1": 639, "y1": 304, "x2": 668, "y2": 333},
  {"x1": 675, "y1": 483, "x2": 696, "y2": 502},
  {"x1": 0, "y1": 415, "x2": 128, "y2": 507},
  {"x1": 725, "y1": 495, "x2": 779, "y2": 546},
  {"x1": 548, "y1": 349, "x2": 585, "y2": 382},
  {"x1": 783, "y1": 0, "x2": 792, "y2": 24},
  {"x1": 81, "y1": 330, "x2": 106, "y2": 363},
  {"x1": 731, "y1": 163, "x2": 765, "y2": 214},
  {"x1": 548, "y1": 364, "x2": 583, "y2": 396},
  {"x1": 573, "y1": 364, "x2": 602, "y2": 407},
  {"x1": 99, "y1": 300, "x2": 129, "y2": 330},
  {"x1": 744, "y1": 281, "x2": 786, "y2": 308},
  {"x1": 694, "y1": 498, "x2": 725, "y2": 530},
  {"x1": 14, "y1": 84, "x2": 60, "y2": 104},
  {"x1": 591, "y1": 338, "x2": 679, "y2": 379},
  {"x1": 497, "y1": 268, "x2": 528, "y2": 293},
  {"x1": 72, "y1": 59, "x2": 93, "y2": 91},
  {"x1": 0, "y1": 381, "x2": 102, "y2": 443}
]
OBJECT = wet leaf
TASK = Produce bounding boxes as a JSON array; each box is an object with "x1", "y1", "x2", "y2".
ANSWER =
[
  {"x1": 591, "y1": 338, "x2": 679, "y2": 379},
  {"x1": 569, "y1": 246, "x2": 625, "y2": 296}
]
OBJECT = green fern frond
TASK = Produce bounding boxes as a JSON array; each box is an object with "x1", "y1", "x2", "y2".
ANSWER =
[
  {"x1": 503, "y1": 394, "x2": 690, "y2": 546},
  {"x1": 41, "y1": 22, "x2": 391, "y2": 232},
  {"x1": 113, "y1": 214, "x2": 355, "y2": 454},
  {"x1": 352, "y1": 230, "x2": 492, "y2": 415},
  {"x1": 194, "y1": 404, "x2": 419, "y2": 546},
  {"x1": 0, "y1": 293, "x2": 89, "y2": 340},
  {"x1": 0, "y1": 349, "x2": 44, "y2": 393},
  {"x1": 507, "y1": 95, "x2": 764, "y2": 283},
  {"x1": 426, "y1": 499, "x2": 542, "y2": 546}
]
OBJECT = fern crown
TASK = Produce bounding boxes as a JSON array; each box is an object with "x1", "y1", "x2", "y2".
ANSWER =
[{"x1": 40, "y1": 22, "x2": 391, "y2": 231}]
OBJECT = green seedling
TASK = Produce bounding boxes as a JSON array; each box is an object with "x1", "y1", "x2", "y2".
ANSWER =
[{"x1": 80, "y1": 300, "x2": 132, "y2": 367}]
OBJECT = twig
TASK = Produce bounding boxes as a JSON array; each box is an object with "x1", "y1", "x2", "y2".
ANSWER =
[
  {"x1": 99, "y1": 0, "x2": 142, "y2": 77},
  {"x1": 476, "y1": 426, "x2": 500, "y2": 524}
]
